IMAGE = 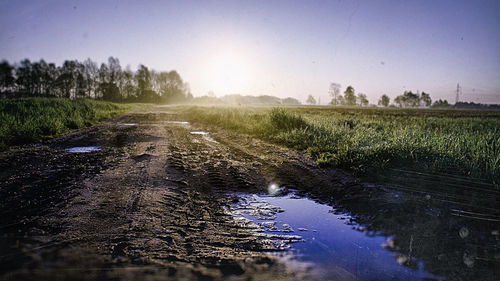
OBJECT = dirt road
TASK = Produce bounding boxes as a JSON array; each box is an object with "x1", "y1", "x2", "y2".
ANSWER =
[
  {"x1": 0, "y1": 107, "x2": 365, "y2": 280},
  {"x1": 2, "y1": 107, "x2": 498, "y2": 281}
]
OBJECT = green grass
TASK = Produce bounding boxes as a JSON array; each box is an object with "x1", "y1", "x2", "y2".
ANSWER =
[
  {"x1": 0, "y1": 98, "x2": 140, "y2": 150},
  {"x1": 180, "y1": 106, "x2": 500, "y2": 187}
]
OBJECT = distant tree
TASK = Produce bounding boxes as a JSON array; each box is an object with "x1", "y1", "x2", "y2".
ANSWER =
[
  {"x1": 394, "y1": 91, "x2": 420, "y2": 107},
  {"x1": 0, "y1": 60, "x2": 15, "y2": 94},
  {"x1": 420, "y1": 92, "x2": 432, "y2": 107},
  {"x1": 336, "y1": 95, "x2": 345, "y2": 105},
  {"x1": 83, "y1": 58, "x2": 98, "y2": 98},
  {"x1": 99, "y1": 57, "x2": 122, "y2": 101},
  {"x1": 45, "y1": 63, "x2": 59, "y2": 97},
  {"x1": 431, "y1": 99, "x2": 451, "y2": 108},
  {"x1": 306, "y1": 94, "x2": 317, "y2": 105},
  {"x1": 344, "y1": 86, "x2": 356, "y2": 106},
  {"x1": 282, "y1": 97, "x2": 301, "y2": 105},
  {"x1": 329, "y1": 83, "x2": 341, "y2": 105},
  {"x1": 135, "y1": 64, "x2": 158, "y2": 102},
  {"x1": 258, "y1": 95, "x2": 281, "y2": 104},
  {"x1": 394, "y1": 95, "x2": 403, "y2": 107},
  {"x1": 120, "y1": 67, "x2": 136, "y2": 101},
  {"x1": 15, "y1": 59, "x2": 34, "y2": 95},
  {"x1": 357, "y1": 93, "x2": 368, "y2": 106},
  {"x1": 31, "y1": 60, "x2": 43, "y2": 96},
  {"x1": 107, "y1": 57, "x2": 121, "y2": 85},
  {"x1": 2, "y1": 57, "x2": 188, "y2": 104},
  {"x1": 36, "y1": 59, "x2": 52, "y2": 97},
  {"x1": 57, "y1": 60, "x2": 79, "y2": 98},
  {"x1": 378, "y1": 94, "x2": 390, "y2": 107},
  {"x1": 160, "y1": 70, "x2": 187, "y2": 103}
]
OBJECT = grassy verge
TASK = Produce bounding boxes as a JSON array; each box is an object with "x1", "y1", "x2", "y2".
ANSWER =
[
  {"x1": 180, "y1": 106, "x2": 500, "y2": 187},
  {"x1": 0, "y1": 98, "x2": 144, "y2": 150}
]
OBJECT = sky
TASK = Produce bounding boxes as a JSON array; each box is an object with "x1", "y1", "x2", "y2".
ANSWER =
[{"x1": 1, "y1": 0, "x2": 499, "y2": 104}]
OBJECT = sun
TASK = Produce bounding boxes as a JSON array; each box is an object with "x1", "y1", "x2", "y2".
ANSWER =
[{"x1": 206, "y1": 51, "x2": 251, "y2": 96}]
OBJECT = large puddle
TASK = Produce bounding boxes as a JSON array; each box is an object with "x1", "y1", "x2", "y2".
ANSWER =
[
  {"x1": 65, "y1": 146, "x2": 102, "y2": 153},
  {"x1": 227, "y1": 191, "x2": 443, "y2": 280}
]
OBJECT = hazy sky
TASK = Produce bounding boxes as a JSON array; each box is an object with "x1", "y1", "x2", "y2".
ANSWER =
[{"x1": 1, "y1": 0, "x2": 499, "y2": 104}]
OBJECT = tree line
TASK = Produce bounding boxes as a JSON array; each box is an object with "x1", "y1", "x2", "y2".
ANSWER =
[
  {"x1": 321, "y1": 83, "x2": 447, "y2": 108},
  {"x1": 0, "y1": 57, "x2": 192, "y2": 103}
]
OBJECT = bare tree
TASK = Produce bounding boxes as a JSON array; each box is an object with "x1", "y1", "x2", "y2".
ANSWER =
[
  {"x1": 306, "y1": 94, "x2": 317, "y2": 105},
  {"x1": 329, "y1": 83, "x2": 341, "y2": 105}
]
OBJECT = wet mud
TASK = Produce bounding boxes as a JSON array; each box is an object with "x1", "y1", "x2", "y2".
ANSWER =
[{"x1": 0, "y1": 107, "x2": 498, "y2": 280}]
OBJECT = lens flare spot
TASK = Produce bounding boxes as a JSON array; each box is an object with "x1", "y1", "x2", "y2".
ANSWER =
[{"x1": 268, "y1": 183, "x2": 280, "y2": 195}]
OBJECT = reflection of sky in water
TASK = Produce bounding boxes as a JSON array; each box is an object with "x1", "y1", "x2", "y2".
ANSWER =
[
  {"x1": 235, "y1": 193, "x2": 442, "y2": 281},
  {"x1": 190, "y1": 131, "x2": 218, "y2": 143},
  {"x1": 118, "y1": 122, "x2": 137, "y2": 126},
  {"x1": 65, "y1": 146, "x2": 101, "y2": 153},
  {"x1": 190, "y1": 131, "x2": 209, "y2": 135}
]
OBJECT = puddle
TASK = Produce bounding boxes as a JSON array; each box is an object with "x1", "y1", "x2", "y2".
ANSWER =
[
  {"x1": 167, "y1": 121, "x2": 190, "y2": 125},
  {"x1": 190, "y1": 131, "x2": 218, "y2": 143},
  {"x1": 65, "y1": 146, "x2": 102, "y2": 153},
  {"x1": 190, "y1": 131, "x2": 209, "y2": 135},
  {"x1": 227, "y1": 191, "x2": 443, "y2": 281},
  {"x1": 118, "y1": 123, "x2": 137, "y2": 126}
]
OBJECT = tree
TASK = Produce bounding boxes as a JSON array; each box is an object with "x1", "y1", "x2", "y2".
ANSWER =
[
  {"x1": 393, "y1": 91, "x2": 420, "y2": 107},
  {"x1": 420, "y1": 92, "x2": 432, "y2": 107},
  {"x1": 306, "y1": 94, "x2": 317, "y2": 105},
  {"x1": 56, "y1": 60, "x2": 79, "y2": 98},
  {"x1": 120, "y1": 67, "x2": 136, "y2": 101},
  {"x1": 394, "y1": 95, "x2": 403, "y2": 107},
  {"x1": 336, "y1": 95, "x2": 345, "y2": 105},
  {"x1": 75, "y1": 61, "x2": 87, "y2": 98},
  {"x1": 378, "y1": 94, "x2": 390, "y2": 107},
  {"x1": 357, "y1": 93, "x2": 368, "y2": 106},
  {"x1": 344, "y1": 86, "x2": 356, "y2": 106},
  {"x1": 431, "y1": 99, "x2": 450, "y2": 108},
  {"x1": 83, "y1": 58, "x2": 98, "y2": 98},
  {"x1": 329, "y1": 83, "x2": 341, "y2": 105},
  {"x1": 282, "y1": 97, "x2": 301, "y2": 105},
  {"x1": 45, "y1": 63, "x2": 59, "y2": 97},
  {"x1": 0, "y1": 60, "x2": 15, "y2": 94},
  {"x1": 16, "y1": 59, "x2": 34, "y2": 95},
  {"x1": 135, "y1": 64, "x2": 157, "y2": 102}
]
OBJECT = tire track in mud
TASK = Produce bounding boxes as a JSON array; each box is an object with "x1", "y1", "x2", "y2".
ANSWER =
[{"x1": 1, "y1": 110, "x2": 316, "y2": 281}]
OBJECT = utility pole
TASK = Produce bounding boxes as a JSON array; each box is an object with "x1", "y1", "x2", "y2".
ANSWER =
[{"x1": 455, "y1": 83, "x2": 462, "y2": 104}]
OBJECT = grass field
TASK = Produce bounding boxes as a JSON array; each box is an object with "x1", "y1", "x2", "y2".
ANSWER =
[
  {"x1": 0, "y1": 98, "x2": 139, "y2": 150},
  {"x1": 181, "y1": 106, "x2": 500, "y2": 187}
]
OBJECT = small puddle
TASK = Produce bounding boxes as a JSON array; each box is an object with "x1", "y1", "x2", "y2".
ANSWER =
[
  {"x1": 190, "y1": 131, "x2": 218, "y2": 143},
  {"x1": 65, "y1": 146, "x2": 102, "y2": 153},
  {"x1": 227, "y1": 190, "x2": 442, "y2": 280},
  {"x1": 167, "y1": 121, "x2": 190, "y2": 125},
  {"x1": 190, "y1": 131, "x2": 209, "y2": 135},
  {"x1": 118, "y1": 123, "x2": 137, "y2": 126}
]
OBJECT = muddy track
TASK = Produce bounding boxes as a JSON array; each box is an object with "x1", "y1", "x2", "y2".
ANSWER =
[
  {"x1": 0, "y1": 108, "x2": 365, "y2": 281},
  {"x1": 2, "y1": 107, "x2": 498, "y2": 281}
]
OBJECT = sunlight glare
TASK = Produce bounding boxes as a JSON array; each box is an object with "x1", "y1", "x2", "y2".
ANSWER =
[{"x1": 205, "y1": 51, "x2": 252, "y2": 96}]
